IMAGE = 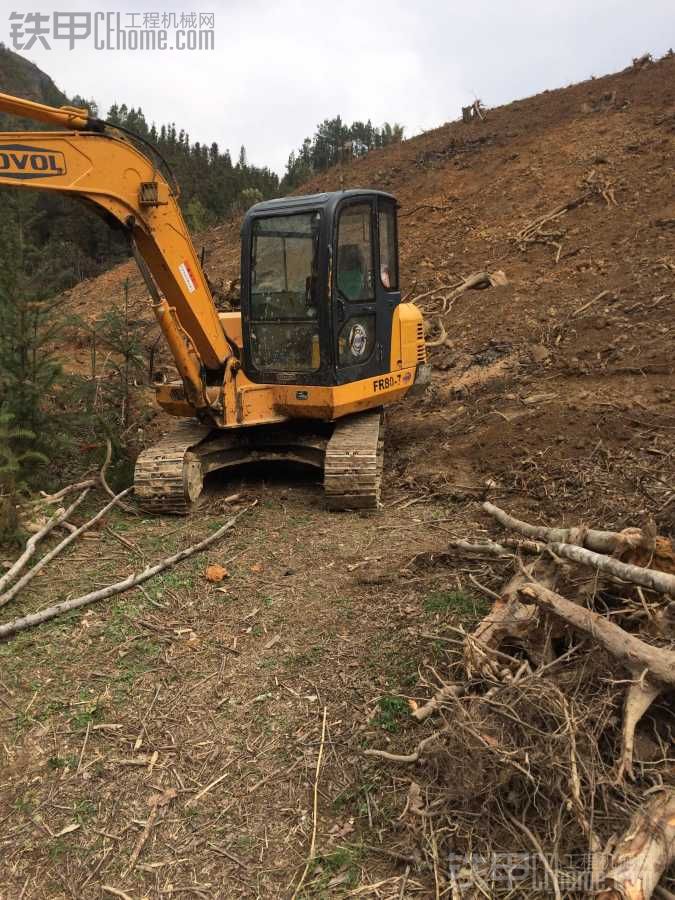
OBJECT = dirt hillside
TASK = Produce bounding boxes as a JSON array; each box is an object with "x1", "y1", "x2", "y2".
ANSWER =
[
  {"x1": 61, "y1": 51, "x2": 674, "y2": 529},
  {"x1": 1, "y1": 54, "x2": 673, "y2": 899}
]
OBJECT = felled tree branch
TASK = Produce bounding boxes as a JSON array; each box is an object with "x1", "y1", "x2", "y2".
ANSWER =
[
  {"x1": 0, "y1": 489, "x2": 90, "y2": 594},
  {"x1": 518, "y1": 583, "x2": 675, "y2": 690},
  {"x1": 483, "y1": 503, "x2": 675, "y2": 591},
  {"x1": 38, "y1": 479, "x2": 97, "y2": 505},
  {"x1": 546, "y1": 542, "x2": 675, "y2": 597},
  {"x1": 0, "y1": 503, "x2": 256, "y2": 639},
  {"x1": 0, "y1": 488, "x2": 133, "y2": 608},
  {"x1": 483, "y1": 501, "x2": 647, "y2": 554},
  {"x1": 597, "y1": 788, "x2": 675, "y2": 900}
]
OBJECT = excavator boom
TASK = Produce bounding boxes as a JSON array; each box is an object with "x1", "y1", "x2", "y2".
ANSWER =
[{"x1": 0, "y1": 90, "x2": 230, "y2": 406}]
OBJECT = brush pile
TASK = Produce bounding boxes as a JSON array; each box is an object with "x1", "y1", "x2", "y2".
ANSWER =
[{"x1": 367, "y1": 503, "x2": 675, "y2": 899}]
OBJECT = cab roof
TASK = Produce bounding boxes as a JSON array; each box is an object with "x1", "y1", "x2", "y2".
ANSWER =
[{"x1": 243, "y1": 189, "x2": 397, "y2": 224}]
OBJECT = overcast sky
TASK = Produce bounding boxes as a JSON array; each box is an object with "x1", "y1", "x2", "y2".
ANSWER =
[{"x1": 3, "y1": 0, "x2": 672, "y2": 175}]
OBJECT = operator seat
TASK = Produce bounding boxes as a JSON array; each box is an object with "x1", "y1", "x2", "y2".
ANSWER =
[{"x1": 338, "y1": 243, "x2": 367, "y2": 301}]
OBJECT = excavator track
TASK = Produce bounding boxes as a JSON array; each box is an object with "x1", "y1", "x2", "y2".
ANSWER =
[
  {"x1": 134, "y1": 420, "x2": 210, "y2": 515},
  {"x1": 135, "y1": 410, "x2": 384, "y2": 515},
  {"x1": 324, "y1": 409, "x2": 384, "y2": 510}
]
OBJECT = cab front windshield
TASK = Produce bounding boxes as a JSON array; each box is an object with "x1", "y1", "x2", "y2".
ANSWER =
[{"x1": 250, "y1": 211, "x2": 321, "y2": 373}]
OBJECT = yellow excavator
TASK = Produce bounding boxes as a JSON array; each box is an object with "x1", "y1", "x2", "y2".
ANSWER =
[{"x1": 0, "y1": 91, "x2": 429, "y2": 513}]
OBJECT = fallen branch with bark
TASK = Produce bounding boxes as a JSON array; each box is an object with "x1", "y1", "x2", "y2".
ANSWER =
[
  {"x1": 0, "y1": 488, "x2": 132, "y2": 608},
  {"x1": 0, "y1": 488, "x2": 90, "y2": 595}
]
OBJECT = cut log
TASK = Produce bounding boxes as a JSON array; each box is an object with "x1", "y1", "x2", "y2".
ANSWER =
[{"x1": 596, "y1": 788, "x2": 675, "y2": 900}]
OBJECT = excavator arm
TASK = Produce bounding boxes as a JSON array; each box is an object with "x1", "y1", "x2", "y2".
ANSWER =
[{"x1": 0, "y1": 91, "x2": 232, "y2": 417}]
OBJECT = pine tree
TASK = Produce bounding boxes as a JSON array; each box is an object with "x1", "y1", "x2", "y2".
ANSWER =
[
  {"x1": 0, "y1": 193, "x2": 63, "y2": 452},
  {"x1": 0, "y1": 407, "x2": 48, "y2": 542}
]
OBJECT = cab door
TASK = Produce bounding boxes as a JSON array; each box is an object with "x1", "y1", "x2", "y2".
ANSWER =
[{"x1": 333, "y1": 197, "x2": 400, "y2": 384}]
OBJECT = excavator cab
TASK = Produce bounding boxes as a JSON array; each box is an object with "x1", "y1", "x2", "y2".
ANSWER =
[{"x1": 240, "y1": 191, "x2": 402, "y2": 388}]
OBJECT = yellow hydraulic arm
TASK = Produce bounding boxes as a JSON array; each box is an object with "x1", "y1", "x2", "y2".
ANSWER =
[{"x1": 0, "y1": 91, "x2": 232, "y2": 416}]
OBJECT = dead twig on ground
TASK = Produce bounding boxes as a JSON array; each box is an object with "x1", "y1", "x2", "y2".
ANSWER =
[
  {"x1": 572, "y1": 289, "x2": 611, "y2": 318},
  {"x1": 292, "y1": 706, "x2": 328, "y2": 899}
]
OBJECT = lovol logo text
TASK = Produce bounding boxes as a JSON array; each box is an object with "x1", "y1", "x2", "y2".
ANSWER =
[{"x1": 0, "y1": 144, "x2": 66, "y2": 179}]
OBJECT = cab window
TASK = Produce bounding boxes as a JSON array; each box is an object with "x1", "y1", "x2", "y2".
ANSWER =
[
  {"x1": 378, "y1": 205, "x2": 398, "y2": 290},
  {"x1": 336, "y1": 203, "x2": 374, "y2": 302},
  {"x1": 250, "y1": 211, "x2": 321, "y2": 372}
]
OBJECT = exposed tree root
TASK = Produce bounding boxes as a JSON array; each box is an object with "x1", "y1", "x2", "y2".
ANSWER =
[
  {"x1": 518, "y1": 579, "x2": 674, "y2": 780},
  {"x1": 597, "y1": 789, "x2": 675, "y2": 900},
  {"x1": 365, "y1": 502, "x2": 674, "y2": 896}
]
